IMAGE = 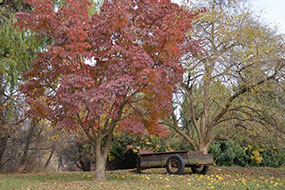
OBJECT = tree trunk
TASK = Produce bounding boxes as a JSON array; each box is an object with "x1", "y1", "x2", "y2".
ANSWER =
[
  {"x1": 198, "y1": 140, "x2": 210, "y2": 154},
  {"x1": 17, "y1": 120, "x2": 36, "y2": 172},
  {"x1": 95, "y1": 152, "x2": 107, "y2": 181},
  {"x1": 0, "y1": 135, "x2": 8, "y2": 170},
  {"x1": 94, "y1": 133, "x2": 113, "y2": 181},
  {"x1": 0, "y1": 73, "x2": 7, "y2": 171},
  {"x1": 44, "y1": 146, "x2": 55, "y2": 169}
]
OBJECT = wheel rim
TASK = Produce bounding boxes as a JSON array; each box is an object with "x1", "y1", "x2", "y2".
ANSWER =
[{"x1": 168, "y1": 159, "x2": 180, "y2": 173}]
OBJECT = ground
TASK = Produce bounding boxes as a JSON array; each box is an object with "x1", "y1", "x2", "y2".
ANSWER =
[{"x1": 0, "y1": 167, "x2": 284, "y2": 190}]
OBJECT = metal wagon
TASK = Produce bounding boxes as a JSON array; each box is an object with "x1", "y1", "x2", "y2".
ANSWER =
[{"x1": 136, "y1": 149, "x2": 214, "y2": 175}]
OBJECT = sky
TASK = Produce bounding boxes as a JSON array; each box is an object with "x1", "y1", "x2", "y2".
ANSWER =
[
  {"x1": 251, "y1": 0, "x2": 285, "y2": 34},
  {"x1": 172, "y1": 0, "x2": 285, "y2": 35}
]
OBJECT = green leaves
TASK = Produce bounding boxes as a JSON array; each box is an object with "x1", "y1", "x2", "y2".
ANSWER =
[
  {"x1": 0, "y1": 1, "x2": 45, "y2": 124},
  {"x1": 0, "y1": 18, "x2": 38, "y2": 93}
]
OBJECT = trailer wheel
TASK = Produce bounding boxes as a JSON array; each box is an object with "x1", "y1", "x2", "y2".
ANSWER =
[
  {"x1": 191, "y1": 165, "x2": 209, "y2": 175},
  {"x1": 166, "y1": 154, "x2": 185, "y2": 175}
]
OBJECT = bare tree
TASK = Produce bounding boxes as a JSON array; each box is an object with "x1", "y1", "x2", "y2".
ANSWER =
[{"x1": 162, "y1": 0, "x2": 285, "y2": 153}]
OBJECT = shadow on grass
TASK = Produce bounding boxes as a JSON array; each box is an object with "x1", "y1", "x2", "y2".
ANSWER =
[
  {"x1": 1, "y1": 172, "x2": 92, "y2": 183},
  {"x1": 134, "y1": 167, "x2": 195, "y2": 175}
]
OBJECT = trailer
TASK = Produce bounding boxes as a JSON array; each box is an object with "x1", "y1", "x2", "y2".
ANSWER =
[{"x1": 136, "y1": 149, "x2": 214, "y2": 175}]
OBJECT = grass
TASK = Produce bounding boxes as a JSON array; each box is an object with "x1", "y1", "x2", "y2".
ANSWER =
[{"x1": 0, "y1": 167, "x2": 284, "y2": 190}]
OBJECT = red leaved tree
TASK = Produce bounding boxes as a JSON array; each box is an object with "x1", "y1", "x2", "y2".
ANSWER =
[{"x1": 16, "y1": 0, "x2": 199, "y2": 181}]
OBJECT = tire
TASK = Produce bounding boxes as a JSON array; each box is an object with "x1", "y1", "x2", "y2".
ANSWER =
[
  {"x1": 191, "y1": 165, "x2": 209, "y2": 175},
  {"x1": 166, "y1": 154, "x2": 185, "y2": 175}
]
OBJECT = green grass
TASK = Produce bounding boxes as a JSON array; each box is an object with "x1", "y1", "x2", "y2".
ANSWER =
[{"x1": 0, "y1": 167, "x2": 284, "y2": 190}]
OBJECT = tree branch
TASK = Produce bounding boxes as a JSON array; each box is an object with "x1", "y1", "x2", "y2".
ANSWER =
[{"x1": 210, "y1": 73, "x2": 276, "y2": 128}]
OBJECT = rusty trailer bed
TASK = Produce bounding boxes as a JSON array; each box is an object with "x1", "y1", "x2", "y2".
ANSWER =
[{"x1": 137, "y1": 149, "x2": 214, "y2": 175}]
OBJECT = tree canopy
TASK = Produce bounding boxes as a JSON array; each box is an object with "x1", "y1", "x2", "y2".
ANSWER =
[
  {"x1": 15, "y1": 0, "x2": 201, "y2": 181},
  {"x1": 165, "y1": 0, "x2": 285, "y2": 153}
]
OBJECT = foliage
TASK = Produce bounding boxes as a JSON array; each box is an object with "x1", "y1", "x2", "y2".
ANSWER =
[
  {"x1": 15, "y1": 0, "x2": 200, "y2": 181},
  {"x1": 107, "y1": 134, "x2": 173, "y2": 169},
  {"x1": 209, "y1": 140, "x2": 284, "y2": 168},
  {"x1": 0, "y1": 0, "x2": 48, "y2": 172},
  {"x1": 0, "y1": 0, "x2": 45, "y2": 97},
  {"x1": 210, "y1": 140, "x2": 248, "y2": 167},
  {"x1": 108, "y1": 130, "x2": 196, "y2": 167},
  {"x1": 165, "y1": 0, "x2": 285, "y2": 153}
]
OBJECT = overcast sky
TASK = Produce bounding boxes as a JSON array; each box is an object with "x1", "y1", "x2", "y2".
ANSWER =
[
  {"x1": 251, "y1": 0, "x2": 285, "y2": 34},
  {"x1": 172, "y1": 0, "x2": 285, "y2": 34}
]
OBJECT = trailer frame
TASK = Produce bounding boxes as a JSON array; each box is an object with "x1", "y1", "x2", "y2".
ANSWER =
[{"x1": 136, "y1": 149, "x2": 214, "y2": 175}]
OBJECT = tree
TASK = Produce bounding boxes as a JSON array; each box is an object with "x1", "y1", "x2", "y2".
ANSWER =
[
  {"x1": 164, "y1": 0, "x2": 285, "y2": 153},
  {"x1": 16, "y1": 0, "x2": 200, "y2": 181},
  {"x1": 0, "y1": 0, "x2": 43, "y2": 170},
  {"x1": 226, "y1": 81, "x2": 285, "y2": 149},
  {"x1": 0, "y1": 0, "x2": 77, "y2": 172}
]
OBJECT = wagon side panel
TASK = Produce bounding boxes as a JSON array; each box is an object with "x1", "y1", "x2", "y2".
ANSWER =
[{"x1": 185, "y1": 152, "x2": 214, "y2": 165}]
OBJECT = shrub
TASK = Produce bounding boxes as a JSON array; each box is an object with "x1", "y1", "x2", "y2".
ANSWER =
[{"x1": 209, "y1": 140, "x2": 284, "y2": 167}]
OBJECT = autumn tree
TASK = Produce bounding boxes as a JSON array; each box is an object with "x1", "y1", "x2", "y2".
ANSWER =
[
  {"x1": 164, "y1": 0, "x2": 285, "y2": 154},
  {"x1": 16, "y1": 0, "x2": 200, "y2": 181}
]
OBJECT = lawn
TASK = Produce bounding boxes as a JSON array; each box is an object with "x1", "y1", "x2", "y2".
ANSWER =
[{"x1": 0, "y1": 167, "x2": 284, "y2": 190}]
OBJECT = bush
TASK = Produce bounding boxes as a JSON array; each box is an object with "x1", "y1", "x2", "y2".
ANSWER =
[
  {"x1": 259, "y1": 147, "x2": 284, "y2": 167},
  {"x1": 108, "y1": 132, "x2": 192, "y2": 170},
  {"x1": 209, "y1": 140, "x2": 284, "y2": 167}
]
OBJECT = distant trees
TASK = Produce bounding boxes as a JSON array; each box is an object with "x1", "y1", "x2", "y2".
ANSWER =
[
  {"x1": 0, "y1": 0, "x2": 58, "y2": 172},
  {"x1": 0, "y1": 0, "x2": 37, "y2": 171},
  {"x1": 164, "y1": 0, "x2": 285, "y2": 153}
]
